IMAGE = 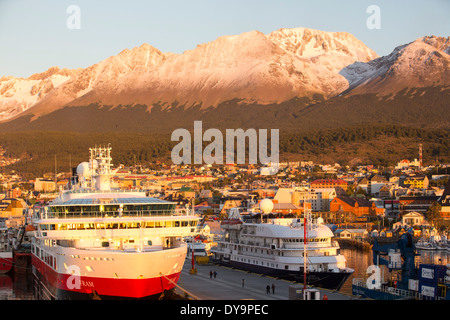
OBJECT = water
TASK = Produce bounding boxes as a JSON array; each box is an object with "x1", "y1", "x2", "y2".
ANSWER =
[
  {"x1": 0, "y1": 272, "x2": 35, "y2": 300},
  {"x1": 2, "y1": 249, "x2": 449, "y2": 299}
]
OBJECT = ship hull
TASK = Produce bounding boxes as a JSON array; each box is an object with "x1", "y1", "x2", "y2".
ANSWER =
[
  {"x1": 214, "y1": 258, "x2": 352, "y2": 291},
  {"x1": 0, "y1": 252, "x2": 13, "y2": 274},
  {"x1": 32, "y1": 244, "x2": 187, "y2": 300}
]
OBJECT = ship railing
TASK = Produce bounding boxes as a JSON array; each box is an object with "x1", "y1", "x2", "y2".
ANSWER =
[
  {"x1": 38, "y1": 209, "x2": 178, "y2": 219},
  {"x1": 352, "y1": 278, "x2": 423, "y2": 300}
]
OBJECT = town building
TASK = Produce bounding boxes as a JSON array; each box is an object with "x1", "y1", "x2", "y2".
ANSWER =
[
  {"x1": 330, "y1": 196, "x2": 384, "y2": 218},
  {"x1": 34, "y1": 178, "x2": 56, "y2": 192},
  {"x1": 438, "y1": 179, "x2": 450, "y2": 219},
  {"x1": 398, "y1": 195, "x2": 439, "y2": 214},
  {"x1": 310, "y1": 179, "x2": 348, "y2": 197},
  {"x1": 398, "y1": 175, "x2": 429, "y2": 190}
]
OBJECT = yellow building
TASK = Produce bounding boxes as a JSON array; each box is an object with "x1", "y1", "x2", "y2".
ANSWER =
[
  {"x1": 399, "y1": 176, "x2": 429, "y2": 189},
  {"x1": 0, "y1": 199, "x2": 25, "y2": 228}
]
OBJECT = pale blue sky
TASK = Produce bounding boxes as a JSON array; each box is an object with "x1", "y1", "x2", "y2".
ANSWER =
[{"x1": 1, "y1": 0, "x2": 449, "y2": 78}]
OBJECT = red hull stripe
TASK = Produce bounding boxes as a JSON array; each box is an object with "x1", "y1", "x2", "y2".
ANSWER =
[
  {"x1": 0, "y1": 258, "x2": 13, "y2": 273},
  {"x1": 32, "y1": 255, "x2": 181, "y2": 298}
]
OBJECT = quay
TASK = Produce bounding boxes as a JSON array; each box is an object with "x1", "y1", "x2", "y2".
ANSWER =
[{"x1": 174, "y1": 259, "x2": 364, "y2": 300}]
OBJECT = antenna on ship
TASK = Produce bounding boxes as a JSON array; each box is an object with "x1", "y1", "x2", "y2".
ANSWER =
[
  {"x1": 54, "y1": 154, "x2": 57, "y2": 189},
  {"x1": 303, "y1": 198, "x2": 309, "y2": 297}
]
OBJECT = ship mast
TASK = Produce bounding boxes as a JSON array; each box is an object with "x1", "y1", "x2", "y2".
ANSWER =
[
  {"x1": 89, "y1": 145, "x2": 113, "y2": 191},
  {"x1": 303, "y1": 200, "x2": 308, "y2": 295}
]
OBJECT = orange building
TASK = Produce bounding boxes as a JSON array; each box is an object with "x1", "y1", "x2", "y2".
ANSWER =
[{"x1": 330, "y1": 196, "x2": 383, "y2": 217}]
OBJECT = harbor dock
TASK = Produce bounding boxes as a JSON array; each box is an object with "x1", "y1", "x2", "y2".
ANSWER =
[{"x1": 175, "y1": 259, "x2": 364, "y2": 300}]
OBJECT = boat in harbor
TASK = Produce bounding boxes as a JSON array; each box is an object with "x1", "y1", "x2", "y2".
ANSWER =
[
  {"x1": 415, "y1": 239, "x2": 437, "y2": 250},
  {"x1": 185, "y1": 236, "x2": 209, "y2": 257},
  {"x1": 210, "y1": 199, "x2": 354, "y2": 291},
  {"x1": 31, "y1": 146, "x2": 200, "y2": 299},
  {"x1": 435, "y1": 239, "x2": 448, "y2": 251}
]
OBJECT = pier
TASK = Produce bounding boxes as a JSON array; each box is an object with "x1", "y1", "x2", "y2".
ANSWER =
[{"x1": 174, "y1": 259, "x2": 364, "y2": 300}]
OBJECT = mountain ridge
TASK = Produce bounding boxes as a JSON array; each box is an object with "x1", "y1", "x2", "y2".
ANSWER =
[{"x1": 0, "y1": 27, "x2": 448, "y2": 132}]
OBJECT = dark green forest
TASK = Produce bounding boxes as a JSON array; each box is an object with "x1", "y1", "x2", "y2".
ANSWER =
[
  {"x1": 0, "y1": 125, "x2": 447, "y2": 179},
  {"x1": 0, "y1": 86, "x2": 448, "y2": 178}
]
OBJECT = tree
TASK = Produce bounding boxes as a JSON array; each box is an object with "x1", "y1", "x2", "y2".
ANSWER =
[
  {"x1": 425, "y1": 202, "x2": 442, "y2": 227},
  {"x1": 346, "y1": 184, "x2": 355, "y2": 196}
]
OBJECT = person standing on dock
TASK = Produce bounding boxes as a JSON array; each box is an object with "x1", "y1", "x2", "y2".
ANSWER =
[
  {"x1": 210, "y1": 270, "x2": 213, "y2": 279},
  {"x1": 213, "y1": 271, "x2": 217, "y2": 279},
  {"x1": 242, "y1": 279, "x2": 245, "y2": 287},
  {"x1": 266, "y1": 285, "x2": 271, "y2": 294},
  {"x1": 271, "y1": 283, "x2": 275, "y2": 294}
]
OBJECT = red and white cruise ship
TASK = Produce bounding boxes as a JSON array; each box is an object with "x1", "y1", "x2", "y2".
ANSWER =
[{"x1": 31, "y1": 146, "x2": 199, "y2": 299}]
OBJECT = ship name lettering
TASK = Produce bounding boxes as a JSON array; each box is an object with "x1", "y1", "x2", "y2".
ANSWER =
[{"x1": 81, "y1": 280, "x2": 95, "y2": 288}]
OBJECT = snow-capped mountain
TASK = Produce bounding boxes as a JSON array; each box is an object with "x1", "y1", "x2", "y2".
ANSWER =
[
  {"x1": 341, "y1": 35, "x2": 450, "y2": 95},
  {"x1": 0, "y1": 67, "x2": 77, "y2": 121},
  {"x1": 0, "y1": 28, "x2": 448, "y2": 123}
]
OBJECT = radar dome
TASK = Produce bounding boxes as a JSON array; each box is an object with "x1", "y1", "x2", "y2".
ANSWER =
[
  {"x1": 76, "y1": 162, "x2": 91, "y2": 177},
  {"x1": 259, "y1": 199, "x2": 274, "y2": 214}
]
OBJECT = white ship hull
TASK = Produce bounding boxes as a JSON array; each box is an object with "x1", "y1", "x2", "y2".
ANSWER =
[{"x1": 32, "y1": 242, "x2": 187, "y2": 299}]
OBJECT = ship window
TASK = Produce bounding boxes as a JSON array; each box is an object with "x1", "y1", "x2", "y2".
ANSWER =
[
  {"x1": 86, "y1": 266, "x2": 94, "y2": 272},
  {"x1": 146, "y1": 221, "x2": 155, "y2": 228},
  {"x1": 127, "y1": 222, "x2": 140, "y2": 229},
  {"x1": 174, "y1": 221, "x2": 180, "y2": 227}
]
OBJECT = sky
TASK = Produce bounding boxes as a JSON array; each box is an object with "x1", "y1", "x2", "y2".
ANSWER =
[{"x1": 0, "y1": 0, "x2": 449, "y2": 78}]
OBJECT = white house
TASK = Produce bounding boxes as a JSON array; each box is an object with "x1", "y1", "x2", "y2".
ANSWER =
[{"x1": 401, "y1": 211, "x2": 425, "y2": 227}]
